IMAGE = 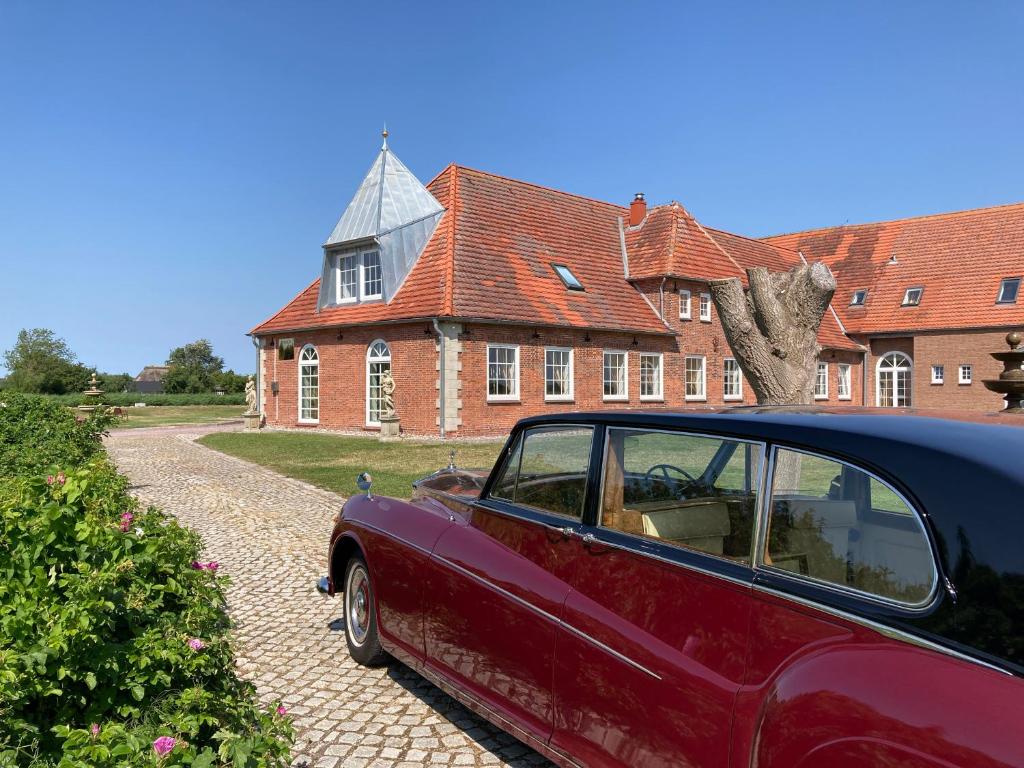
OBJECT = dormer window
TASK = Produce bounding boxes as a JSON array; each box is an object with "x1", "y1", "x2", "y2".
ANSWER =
[
  {"x1": 902, "y1": 287, "x2": 923, "y2": 306},
  {"x1": 336, "y1": 248, "x2": 383, "y2": 303},
  {"x1": 552, "y1": 264, "x2": 584, "y2": 291},
  {"x1": 850, "y1": 289, "x2": 867, "y2": 306},
  {"x1": 997, "y1": 277, "x2": 1020, "y2": 304}
]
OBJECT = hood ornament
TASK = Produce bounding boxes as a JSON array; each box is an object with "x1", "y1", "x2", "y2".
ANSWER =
[
  {"x1": 448, "y1": 449, "x2": 456, "y2": 472},
  {"x1": 356, "y1": 472, "x2": 373, "y2": 500}
]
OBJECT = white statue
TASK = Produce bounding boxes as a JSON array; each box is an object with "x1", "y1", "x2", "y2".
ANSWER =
[
  {"x1": 380, "y1": 369, "x2": 396, "y2": 419},
  {"x1": 244, "y1": 376, "x2": 258, "y2": 414}
]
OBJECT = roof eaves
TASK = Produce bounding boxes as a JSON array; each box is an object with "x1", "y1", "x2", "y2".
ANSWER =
[
  {"x1": 444, "y1": 164, "x2": 458, "y2": 316},
  {"x1": 249, "y1": 277, "x2": 320, "y2": 336}
]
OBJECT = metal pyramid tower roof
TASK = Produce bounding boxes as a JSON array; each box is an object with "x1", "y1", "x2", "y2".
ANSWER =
[{"x1": 325, "y1": 134, "x2": 444, "y2": 246}]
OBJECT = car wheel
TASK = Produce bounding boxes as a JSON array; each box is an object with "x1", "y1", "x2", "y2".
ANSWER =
[{"x1": 343, "y1": 555, "x2": 387, "y2": 666}]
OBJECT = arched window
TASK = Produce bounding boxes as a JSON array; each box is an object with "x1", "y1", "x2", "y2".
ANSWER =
[
  {"x1": 366, "y1": 340, "x2": 392, "y2": 426},
  {"x1": 876, "y1": 352, "x2": 912, "y2": 407},
  {"x1": 298, "y1": 345, "x2": 319, "y2": 422}
]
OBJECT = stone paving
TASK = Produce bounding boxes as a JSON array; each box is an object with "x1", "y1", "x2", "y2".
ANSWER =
[{"x1": 106, "y1": 427, "x2": 552, "y2": 768}]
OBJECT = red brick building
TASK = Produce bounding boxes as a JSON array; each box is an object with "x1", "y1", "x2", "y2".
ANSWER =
[
  {"x1": 765, "y1": 204, "x2": 1024, "y2": 410},
  {"x1": 251, "y1": 139, "x2": 1020, "y2": 436}
]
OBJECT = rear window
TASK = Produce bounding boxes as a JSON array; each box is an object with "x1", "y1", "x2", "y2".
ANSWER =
[{"x1": 764, "y1": 447, "x2": 936, "y2": 606}]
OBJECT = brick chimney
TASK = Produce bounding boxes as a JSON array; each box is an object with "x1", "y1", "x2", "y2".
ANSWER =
[{"x1": 629, "y1": 193, "x2": 647, "y2": 226}]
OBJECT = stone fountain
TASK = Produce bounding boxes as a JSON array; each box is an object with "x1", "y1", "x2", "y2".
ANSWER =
[
  {"x1": 983, "y1": 331, "x2": 1024, "y2": 414},
  {"x1": 78, "y1": 373, "x2": 104, "y2": 415}
]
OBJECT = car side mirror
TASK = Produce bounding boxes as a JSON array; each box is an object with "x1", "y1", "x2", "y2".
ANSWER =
[{"x1": 356, "y1": 472, "x2": 373, "y2": 499}]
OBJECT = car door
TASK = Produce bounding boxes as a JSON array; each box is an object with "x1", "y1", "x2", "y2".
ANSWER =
[
  {"x1": 422, "y1": 424, "x2": 595, "y2": 747},
  {"x1": 551, "y1": 426, "x2": 763, "y2": 768}
]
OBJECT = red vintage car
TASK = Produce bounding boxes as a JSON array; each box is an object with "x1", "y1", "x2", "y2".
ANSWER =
[{"x1": 319, "y1": 408, "x2": 1024, "y2": 767}]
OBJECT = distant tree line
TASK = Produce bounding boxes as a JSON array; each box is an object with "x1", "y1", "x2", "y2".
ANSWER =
[{"x1": 0, "y1": 328, "x2": 250, "y2": 395}]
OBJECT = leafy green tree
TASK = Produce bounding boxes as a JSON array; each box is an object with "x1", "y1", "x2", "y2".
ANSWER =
[
  {"x1": 214, "y1": 369, "x2": 250, "y2": 394},
  {"x1": 97, "y1": 371, "x2": 133, "y2": 393},
  {"x1": 164, "y1": 339, "x2": 224, "y2": 393},
  {"x1": 2, "y1": 328, "x2": 91, "y2": 394}
]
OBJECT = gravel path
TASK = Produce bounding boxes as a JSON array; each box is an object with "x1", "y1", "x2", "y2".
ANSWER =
[{"x1": 106, "y1": 427, "x2": 550, "y2": 768}]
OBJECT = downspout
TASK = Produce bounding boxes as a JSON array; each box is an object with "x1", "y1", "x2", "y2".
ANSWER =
[
  {"x1": 659, "y1": 277, "x2": 667, "y2": 320},
  {"x1": 862, "y1": 348, "x2": 869, "y2": 406},
  {"x1": 250, "y1": 335, "x2": 260, "y2": 417},
  {"x1": 432, "y1": 318, "x2": 446, "y2": 439}
]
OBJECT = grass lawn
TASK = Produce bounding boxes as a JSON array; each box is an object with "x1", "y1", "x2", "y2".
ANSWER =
[
  {"x1": 197, "y1": 431, "x2": 505, "y2": 499},
  {"x1": 109, "y1": 404, "x2": 245, "y2": 430}
]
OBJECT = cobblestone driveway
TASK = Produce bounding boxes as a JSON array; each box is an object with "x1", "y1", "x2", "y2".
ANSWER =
[{"x1": 107, "y1": 427, "x2": 551, "y2": 768}]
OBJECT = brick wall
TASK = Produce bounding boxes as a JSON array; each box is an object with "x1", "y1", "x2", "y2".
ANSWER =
[
  {"x1": 859, "y1": 329, "x2": 1016, "y2": 411},
  {"x1": 259, "y1": 323, "x2": 439, "y2": 434}
]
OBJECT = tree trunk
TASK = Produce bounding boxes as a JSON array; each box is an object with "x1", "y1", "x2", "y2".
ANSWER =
[{"x1": 709, "y1": 262, "x2": 836, "y2": 405}]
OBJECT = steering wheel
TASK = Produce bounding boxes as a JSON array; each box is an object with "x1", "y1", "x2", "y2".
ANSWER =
[{"x1": 644, "y1": 463, "x2": 700, "y2": 497}]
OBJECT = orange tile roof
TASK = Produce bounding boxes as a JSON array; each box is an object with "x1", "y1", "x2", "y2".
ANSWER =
[
  {"x1": 763, "y1": 202, "x2": 1024, "y2": 335},
  {"x1": 251, "y1": 164, "x2": 861, "y2": 350}
]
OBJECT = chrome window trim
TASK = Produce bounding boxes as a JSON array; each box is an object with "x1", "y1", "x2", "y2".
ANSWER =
[
  {"x1": 755, "y1": 444, "x2": 941, "y2": 613},
  {"x1": 596, "y1": 426, "x2": 767, "y2": 571}
]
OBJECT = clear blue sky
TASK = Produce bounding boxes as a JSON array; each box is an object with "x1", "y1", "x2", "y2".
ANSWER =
[{"x1": 1, "y1": 1, "x2": 1022, "y2": 375}]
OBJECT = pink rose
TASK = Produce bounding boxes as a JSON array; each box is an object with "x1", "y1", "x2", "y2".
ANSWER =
[
  {"x1": 190, "y1": 561, "x2": 203, "y2": 570},
  {"x1": 152, "y1": 736, "x2": 176, "y2": 756},
  {"x1": 206, "y1": 561, "x2": 219, "y2": 571},
  {"x1": 56, "y1": 471, "x2": 66, "y2": 485},
  {"x1": 119, "y1": 512, "x2": 134, "y2": 533},
  {"x1": 90, "y1": 723, "x2": 100, "y2": 737},
  {"x1": 276, "y1": 705, "x2": 287, "y2": 716},
  {"x1": 187, "y1": 638, "x2": 205, "y2": 651},
  {"x1": 47, "y1": 475, "x2": 55, "y2": 485}
]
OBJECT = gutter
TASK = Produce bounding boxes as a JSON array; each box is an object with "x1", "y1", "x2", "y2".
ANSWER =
[{"x1": 432, "y1": 318, "x2": 446, "y2": 439}]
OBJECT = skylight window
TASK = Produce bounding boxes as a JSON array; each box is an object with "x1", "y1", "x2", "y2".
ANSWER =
[
  {"x1": 997, "y1": 277, "x2": 1021, "y2": 304},
  {"x1": 552, "y1": 264, "x2": 584, "y2": 291},
  {"x1": 902, "y1": 287, "x2": 923, "y2": 306},
  {"x1": 850, "y1": 289, "x2": 867, "y2": 306}
]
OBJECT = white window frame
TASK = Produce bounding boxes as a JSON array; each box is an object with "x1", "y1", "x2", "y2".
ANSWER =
[
  {"x1": 902, "y1": 286, "x2": 923, "y2": 306},
  {"x1": 297, "y1": 344, "x2": 319, "y2": 424},
  {"x1": 850, "y1": 289, "x2": 867, "y2": 306},
  {"x1": 544, "y1": 347, "x2": 574, "y2": 402},
  {"x1": 931, "y1": 365, "x2": 945, "y2": 385},
  {"x1": 723, "y1": 357, "x2": 743, "y2": 401},
  {"x1": 876, "y1": 352, "x2": 913, "y2": 407},
  {"x1": 334, "y1": 247, "x2": 383, "y2": 303},
  {"x1": 959, "y1": 364, "x2": 973, "y2": 385},
  {"x1": 602, "y1": 350, "x2": 629, "y2": 401},
  {"x1": 684, "y1": 355, "x2": 707, "y2": 401},
  {"x1": 366, "y1": 339, "x2": 392, "y2": 427},
  {"x1": 814, "y1": 362, "x2": 829, "y2": 400},
  {"x1": 699, "y1": 292, "x2": 712, "y2": 322},
  {"x1": 837, "y1": 363, "x2": 852, "y2": 400},
  {"x1": 678, "y1": 290, "x2": 692, "y2": 320},
  {"x1": 487, "y1": 344, "x2": 520, "y2": 402},
  {"x1": 997, "y1": 277, "x2": 1021, "y2": 304},
  {"x1": 639, "y1": 352, "x2": 664, "y2": 401}
]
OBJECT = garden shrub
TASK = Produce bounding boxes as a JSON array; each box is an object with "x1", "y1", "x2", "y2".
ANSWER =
[
  {"x1": 0, "y1": 398, "x2": 292, "y2": 766},
  {"x1": 39, "y1": 394, "x2": 246, "y2": 407}
]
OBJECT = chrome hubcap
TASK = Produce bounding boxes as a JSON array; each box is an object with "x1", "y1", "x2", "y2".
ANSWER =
[{"x1": 346, "y1": 565, "x2": 370, "y2": 646}]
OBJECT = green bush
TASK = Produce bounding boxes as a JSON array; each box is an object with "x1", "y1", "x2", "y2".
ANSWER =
[
  {"x1": 38, "y1": 393, "x2": 246, "y2": 407},
  {"x1": 0, "y1": 393, "x2": 115, "y2": 476},
  {"x1": 0, "y1": 397, "x2": 292, "y2": 766}
]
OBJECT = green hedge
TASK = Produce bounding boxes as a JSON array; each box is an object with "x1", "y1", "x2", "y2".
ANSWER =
[
  {"x1": 38, "y1": 393, "x2": 247, "y2": 407},
  {"x1": 0, "y1": 395, "x2": 292, "y2": 766}
]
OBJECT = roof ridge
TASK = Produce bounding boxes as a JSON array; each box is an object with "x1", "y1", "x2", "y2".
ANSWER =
[
  {"x1": 761, "y1": 200, "x2": 1024, "y2": 241},
  {"x1": 688, "y1": 214, "x2": 747, "y2": 277},
  {"x1": 444, "y1": 165, "x2": 458, "y2": 316},
  {"x1": 450, "y1": 164, "x2": 628, "y2": 213},
  {"x1": 704, "y1": 224, "x2": 802, "y2": 259}
]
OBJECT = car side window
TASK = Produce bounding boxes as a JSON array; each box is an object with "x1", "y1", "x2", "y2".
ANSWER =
[
  {"x1": 489, "y1": 426, "x2": 594, "y2": 520},
  {"x1": 765, "y1": 447, "x2": 936, "y2": 605},
  {"x1": 600, "y1": 428, "x2": 763, "y2": 563}
]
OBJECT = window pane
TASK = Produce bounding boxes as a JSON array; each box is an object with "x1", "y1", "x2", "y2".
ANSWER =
[
  {"x1": 685, "y1": 356, "x2": 705, "y2": 398},
  {"x1": 488, "y1": 346, "x2": 518, "y2": 397},
  {"x1": 299, "y1": 347, "x2": 319, "y2": 421},
  {"x1": 700, "y1": 293, "x2": 711, "y2": 320},
  {"x1": 339, "y1": 254, "x2": 358, "y2": 300},
  {"x1": 601, "y1": 429, "x2": 761, "y2": 562},
  {"x1": 603, "y1": 352, "x2": 626, "y2": 398},
  {"x1": 815, "y1": 363, "x2": 828, "y2": 398},
  {"x1": 640, "y1": 354, "x2": 662, "y2": 398},
  {"x1": 724, "y1": 359, "x2": 741, "y2": 398},
  {"x1": 363, "y1": 251, "x2": 382, "y2": 298},
  {"x1": 766, "y1": 448, "x2": 935, "y2": 604},
  {"x1": 490, "y1": 434, "x2": 523, "y2": 502},
  {"x1": 998, "y1": 278, "x2": 1020, "y2": 303},
  {"x1": 838, "y1": 364, "x2": 851, "y2": 398},
  {"x1": 509, "y1": 426, "x2": 594, "y2": 519},
  {"x1": 545, "y1": 349, "x2": 572, "y2": 398},
  {"x1": 679, "y1": 290, "x2": 691, "y2": 318}
]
